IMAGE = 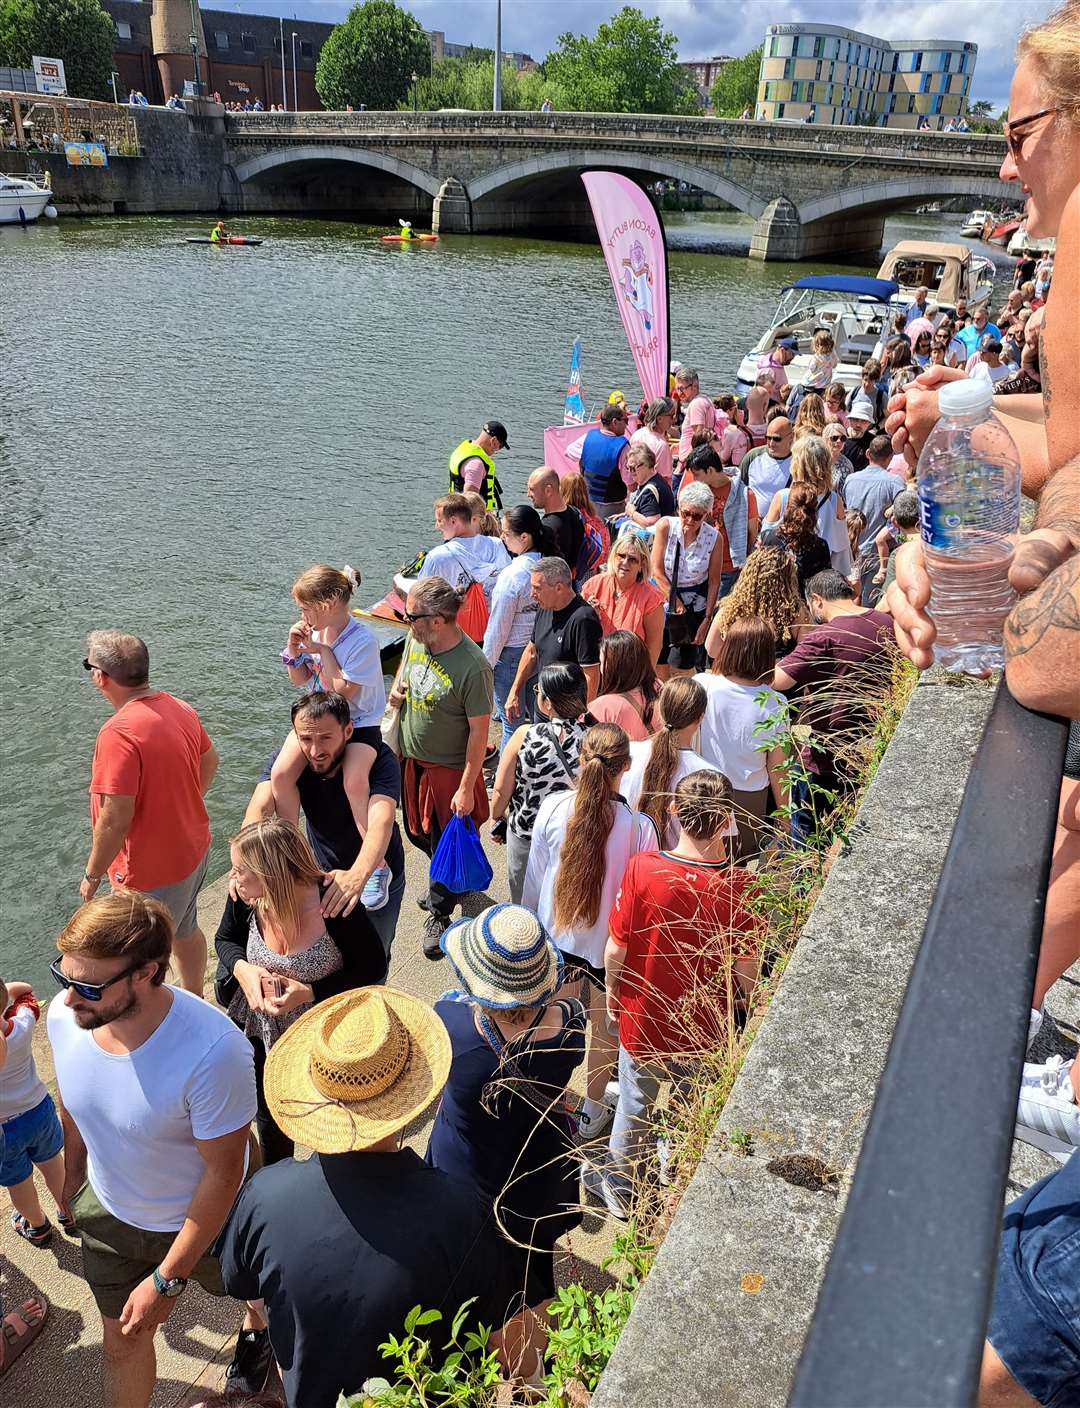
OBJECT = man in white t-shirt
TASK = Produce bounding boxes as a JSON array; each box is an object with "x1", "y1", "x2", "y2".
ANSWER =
[
  {"x1": 739, "y1": 416, "x2": 794, "y2": 517},
  {"x1": 48, "y1": 891, "x2": 260, "y2": 1407},
  {"x1": 395, "y1": 493, "x2": 509, "y2": 599}
]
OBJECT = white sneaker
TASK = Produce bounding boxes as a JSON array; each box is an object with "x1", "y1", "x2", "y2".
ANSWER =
[
  {"x1": 1016, "y1": 1056, "x2": 1080, "y2": 1163},
  {"x1": 577, "y1": 1100, "x2": 614, "y2": 1139},
  {"x1": 361, "y1": 864, "x2": 391, "y2": 912},
  {"x1": 603, "y1": 1079, "x2": 620, "y2": 1108},
  {"x1": 582, "y1": 1165, "x2": 630, "y2": 1221},
  {"x1": 656, "y1": 1135, "x2": 672, "y2": 1187},
  {"x1": 1027, "y1": 1006, "x2": 1044, "y2": 1052}
]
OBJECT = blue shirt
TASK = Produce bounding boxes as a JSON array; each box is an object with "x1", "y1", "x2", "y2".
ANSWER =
[{"x1": 956, "y1": 321, "x2": 1001, "y2": 358}]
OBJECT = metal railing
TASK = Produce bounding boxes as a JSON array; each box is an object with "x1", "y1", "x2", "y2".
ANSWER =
[{"x1": 789, "y1": 681, "x2": 1069, "y2": 1407}]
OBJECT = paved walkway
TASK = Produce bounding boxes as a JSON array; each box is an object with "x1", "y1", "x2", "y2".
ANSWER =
[{"x1": 1, "y1": 841, "x2": 616, "y2": 1405}]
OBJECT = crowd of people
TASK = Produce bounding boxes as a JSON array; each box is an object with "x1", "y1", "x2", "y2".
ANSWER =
[{"x1": 2, "y1": 6, "x2": 1078, "y2": 1407}]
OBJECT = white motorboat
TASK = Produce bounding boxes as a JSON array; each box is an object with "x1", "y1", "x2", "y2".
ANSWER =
[
  {"x1": 734, "y1": 274, "x2": 898, "y2": 395},
  {"x1": 1007, "y1": 225, "x2": 1056, "y2": 258},
  {"x1": 0, "y1": 174, "x2": 56, "y2": 225},
  {"x1": 876, "y1": 240, "x2": 996, "y2": 313},
  {"x1": 961, "y1": 208, "x2": 994, "y2": 237}
]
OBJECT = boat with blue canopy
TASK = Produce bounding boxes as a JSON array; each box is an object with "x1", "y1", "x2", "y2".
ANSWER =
[{"x1": 734, "y1": 273, "x2": 900, "y2": 395}]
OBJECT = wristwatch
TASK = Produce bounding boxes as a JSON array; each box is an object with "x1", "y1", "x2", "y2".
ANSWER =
[{"x1": 152, "y1": 1268, "x2": 188, "y2": 1298}]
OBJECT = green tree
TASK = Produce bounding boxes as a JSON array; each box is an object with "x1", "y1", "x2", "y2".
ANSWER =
[
  {"x1": 315, "y1": 0, "x2": 429, "y2": 111},
  {"x1": 407, "y1": 54, "x2": 548, "y2": 112},
  {"x1": 969, "y1": 99, "x2": 994, "y2": 119},
  {"x1": 0, "y1": 0, "x2": 114, "y2": 99},
  {"x1": 543, "y1": 6, "x2": 697, "y2": 116},
  {"x1": 708, "y1": 46, "x2": 762, "y2": 117}
]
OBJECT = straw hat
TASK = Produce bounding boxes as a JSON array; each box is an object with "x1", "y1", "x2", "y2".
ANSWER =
[
  {"x1": 441, "y1": 903, "x2": 563, "y2": 1010},
  {"x1": 264, "y1": 987, "x2": 451, "y2": 1153}
]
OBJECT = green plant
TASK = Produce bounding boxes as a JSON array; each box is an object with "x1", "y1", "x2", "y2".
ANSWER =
[
  {"x1": 708, "y1": 46, "x2": 763, "y2": 117},
  {"x1": 0, "y1": 0, "x2": 115, "y2": 99},
  {"x1": 542, "y1": 1223, "x2": 654, "y2": 1402},
  {"x1": 340, "y1": 1299, "x2": 501, "y2": 1407}
]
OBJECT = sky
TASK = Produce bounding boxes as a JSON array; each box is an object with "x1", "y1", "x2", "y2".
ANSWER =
[{"x1": 215, "y1": 0, "x2": 1056, "y2": 110}]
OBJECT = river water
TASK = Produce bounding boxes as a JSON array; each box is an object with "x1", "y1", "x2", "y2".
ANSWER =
[{"x1": 0, "y1": 209, "x2": 1012, "y2": 987}]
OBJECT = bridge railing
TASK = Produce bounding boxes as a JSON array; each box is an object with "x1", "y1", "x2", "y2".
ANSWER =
[
  {"x1": 789, "y1": 682, "x2": 1069, "y2": 1406},
  {"x1": 223, "y1": 109, "x2": 1006, "y2": 164}
]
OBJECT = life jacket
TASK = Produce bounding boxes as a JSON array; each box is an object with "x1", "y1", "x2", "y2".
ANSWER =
[
  {"x1": 448, "y1": 439, "x2": 500, "y2": 511},
  {"x1": 579, "y1": 428, "x2": 628, "y2": 504}
]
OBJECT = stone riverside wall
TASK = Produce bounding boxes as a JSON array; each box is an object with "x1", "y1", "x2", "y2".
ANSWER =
[{"x1": 592, "y1": 675, "x2": 1072, "y2": 1407}]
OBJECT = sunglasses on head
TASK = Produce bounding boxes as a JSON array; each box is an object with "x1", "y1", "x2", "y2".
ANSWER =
[{"x1": 50, "y1": 957, "x2": 141, "y2": 1002}]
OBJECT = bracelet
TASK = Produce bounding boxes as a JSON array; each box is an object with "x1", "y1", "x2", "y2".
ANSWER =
[
  {"x1": 280, "y1": 649, "x2": 305, "y2": 668},
  {"x1": 84, "y1": 872, "x2": 102, "y2": 883}
]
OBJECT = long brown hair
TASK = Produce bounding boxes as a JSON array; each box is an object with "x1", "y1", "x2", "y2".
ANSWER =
[
  {"x1": 598, "y1": 630, "x2": 659, "y2": 721},
  {"x1": 793, "y1": 392, "x2": 827, "y2": 440},
  {"x1": 779, "y1": 481, "x2": 821, "y2": 552},
  {"x1": 639, "y1": 679, "x2": 707, "y2": 839},
  {"x1": 552, "y1": 724, "x2": 630, "y2": 932},
  {"x1": 714, "y1": 545, "x2": 802, "y2": 645},
  {"x1": 560, "y1": 472, "x2": 598, "y2": 518}
]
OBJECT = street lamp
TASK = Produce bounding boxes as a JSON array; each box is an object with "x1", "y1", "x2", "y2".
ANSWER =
[
  {"x1": 188, "y1": 0, "x2": 202, "y2": 96},
  {"x1": 291, "y1": 31, "x2": 299, "y2": 113},
  {"x1": 493, "y1": 0, "x2": 502, "y2": 112},
  {"x1": 411, "y1": 70, "x2": 418, "y2": 113}
]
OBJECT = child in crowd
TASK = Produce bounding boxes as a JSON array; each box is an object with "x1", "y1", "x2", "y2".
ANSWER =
[
  {"x1": 804, "y1": 330, "x2": 838, "y2": 392},
  {"x1": 1, "y1": 978, "x2": 70, "y2": 1245},
  {"x1": 824, "y1": 382, "x2": 848, "y2": 428},
  {"x1": 624, "y1": 443, "x2": 675, "y2": 529},
  {"x1": 872, "y1": 491, "x2": 920, "y2": 589},
  {"x1": 272, "y1": 564, "x2": 390, "y2": 908},
  {"x1": 745, "y1": 373, "x2": 772, "y2": 447},
  {"x1": 846, "y1": 510, "x2": 866, "y2": 602},
  {"x1": 717, "y1": 396, "x2": 751, "y2": 466}
]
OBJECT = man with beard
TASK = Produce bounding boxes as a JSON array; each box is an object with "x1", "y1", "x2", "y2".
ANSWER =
[
  {"x1": 47, "y1": 891, "x2": 259, "y2": 1408},
  {"x1": 242, "y1": 691, "x2": 406, "y2": 962}
]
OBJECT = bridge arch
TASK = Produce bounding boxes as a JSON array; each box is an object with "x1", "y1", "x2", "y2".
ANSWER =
[
  {"x1": 466, "y1": 149, "x2": 766, "y2": 235},
  {"x1": 798, "y1": 174, "x2": 1014, "y2": 227},
  {"x1": 231, "y1": 144, "x2": 443, "y2": 197}
]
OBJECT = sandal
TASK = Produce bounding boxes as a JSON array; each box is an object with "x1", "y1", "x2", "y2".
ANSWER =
[
  {"x1": 57, "y1": 1212, "x2": 78, "y2": 1235},
  {"x1": 9, "y1": 1211, "x2": 53, "y2": 1247},
  {"x1": 1, "y1": 1295, "x2": 49, "y2": 1377}
]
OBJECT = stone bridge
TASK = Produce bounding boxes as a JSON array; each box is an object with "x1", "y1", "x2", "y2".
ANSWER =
[{"x1": 223, "y1": 109, "x2": 1013, "y2": 260}]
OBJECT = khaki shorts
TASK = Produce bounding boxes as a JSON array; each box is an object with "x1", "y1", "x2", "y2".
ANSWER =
[
  {"x1": 72, "y1": 1181, "x2": 226, "y2": 1321},
  {"x1": 142, "y1": 848, "x2": 210, "y2": 937}
]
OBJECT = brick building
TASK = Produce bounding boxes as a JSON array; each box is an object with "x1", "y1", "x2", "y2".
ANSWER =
[{"x1": 680, "y1": 55, "x2": 733, "y2": 110}]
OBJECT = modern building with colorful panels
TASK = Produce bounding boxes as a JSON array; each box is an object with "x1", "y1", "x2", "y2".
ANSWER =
[{"x1": 756, "y1": 23, "x2": 976, "y2": 130}]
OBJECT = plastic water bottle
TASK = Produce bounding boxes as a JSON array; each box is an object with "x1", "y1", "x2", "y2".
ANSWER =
[{"x1": 915, "y1": 378, "x2": 1020, "y2": 673}]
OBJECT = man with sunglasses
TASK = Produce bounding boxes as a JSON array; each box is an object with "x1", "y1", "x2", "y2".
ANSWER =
[
  {"x1": 81, "y1": 631, "x2": 218, "y2": 995},
  {"x1": 47, "y1": 891, "x2": 260, "y2": 1407},
  {"x1": 737, "y1": 415, "x2": 793, "y2": 518}
]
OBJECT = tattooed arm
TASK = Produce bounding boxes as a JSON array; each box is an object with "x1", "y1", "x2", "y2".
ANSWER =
[{"x1": 1004, "y1": 452, "x2": 1080, "y2": 717}]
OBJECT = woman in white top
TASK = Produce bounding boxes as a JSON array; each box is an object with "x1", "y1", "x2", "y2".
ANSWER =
[
  {"x1": 624, "y1": 677, "x2": 713, "y2": 847},
  {"x1": 522, "y1": 723, "x2": 658, "y2": 1137},
  {"x1": 483, "y1": 504, "x2": 556, "y2": 748},
  {"x1": 630, "y1": 395, "x2": 676, "y2": 484},
  {"x1": 650, "y1": 482, "x2": 723, "y2": 680},
  {"x1": 761, "y1": 434, "x2": 852, "y2": 578},
  {"x1": 695, "y1": 615, "x2": 789, "y2": 861}
]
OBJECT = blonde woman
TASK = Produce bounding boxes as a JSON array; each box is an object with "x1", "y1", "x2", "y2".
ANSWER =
[
  {"x1": 582, "y1": 533, "x2": 666, "y2": 663},
  {"x1": 216, "y1": 817, "x2": 387, "y2": 1161},
  {"x1": 792, "y1": 391, "x2": 828, "y2": 441},
  {"x1": 705, "y1": 544, "x2": 809, "y2": 660},
  {"x1": 760, "y1": 434, "x2": 852, "y2": 576},
  {"x1": 522, "y1": 724, "x2": 659, "y2": 1138}
]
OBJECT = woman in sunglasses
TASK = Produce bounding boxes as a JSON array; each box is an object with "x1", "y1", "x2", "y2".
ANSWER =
[
  {"x1": 650, "y1": 482, "x2": 724, "y2": 678},
  {"x1": 823, "y1": 423, "x2": 856, "y2": 497},
  {"x1": 911, "y1": 330, "x2": 932, "y2": 368}
]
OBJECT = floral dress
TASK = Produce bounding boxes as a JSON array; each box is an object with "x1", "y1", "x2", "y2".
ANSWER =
[{"x1": 228, "y1": 910, "x2": 342, "y2": 1050}]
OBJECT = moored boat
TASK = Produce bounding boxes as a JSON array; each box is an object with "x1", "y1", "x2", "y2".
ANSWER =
[
  {"x1": 960, "y1": 208, "x2": 994, "y2": 237},
  {"x1": 876, "y1": 240, "x2": 995, "y2": 312},
  {"x1": 0, "y1": 174, "x2": 55, "y2": 225}
]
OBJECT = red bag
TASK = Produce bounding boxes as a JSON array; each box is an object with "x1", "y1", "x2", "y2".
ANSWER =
[{"x1": 456, "y1": 573, "x2": 490, "y2": 643}]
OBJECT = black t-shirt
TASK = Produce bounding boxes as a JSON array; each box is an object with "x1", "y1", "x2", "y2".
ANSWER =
[
  {"x1": 630, "y1": 473, "x2": 675, "y2": 518},
  {"x1": 533, "y1": 594, "x2": 603, "y2": 671},
  {"x1": 260, "y1": 740, "x2": 405, "y2": 879},
  {"x1": 843, "y1": 430, "x2": 875, "y2": 475},
  {"x1": 218, "y1": 1149, "x2": 522, "y2": 1408},
  {"x1": 544, "y1": 507, "x2": 585, "y2": 569}
]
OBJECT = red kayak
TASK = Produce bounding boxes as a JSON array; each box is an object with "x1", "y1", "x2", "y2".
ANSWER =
[{"x1": 186, "y1": 236, "x2": 263, "y2": 246}]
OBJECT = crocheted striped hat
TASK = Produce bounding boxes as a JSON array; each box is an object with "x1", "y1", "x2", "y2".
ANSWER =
[{"x1": 441, "y1": 903, "x2": 563, "y2": 1010}]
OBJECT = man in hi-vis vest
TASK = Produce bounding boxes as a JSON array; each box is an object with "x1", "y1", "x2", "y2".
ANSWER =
[{"x1": 448, "y1": 420, "x2": 508, "y2": 512}]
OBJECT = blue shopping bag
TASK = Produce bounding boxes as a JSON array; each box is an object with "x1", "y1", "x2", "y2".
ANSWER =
[{"x1": 429, "y1": 814, "x2": 494, "y2": 895}]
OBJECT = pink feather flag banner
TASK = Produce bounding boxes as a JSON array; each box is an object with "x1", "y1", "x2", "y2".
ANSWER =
[{"x1": 580, "y1": 171, "x2": 671, "y2": 404}]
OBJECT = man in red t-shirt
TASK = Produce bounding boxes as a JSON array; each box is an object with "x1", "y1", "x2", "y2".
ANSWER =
[
  {"x1": 584, "y1": 770, "x2": 760, "y2": 1218},
  {"x1": 82, "y1": 631, "x2": 218, "y2": 992}
]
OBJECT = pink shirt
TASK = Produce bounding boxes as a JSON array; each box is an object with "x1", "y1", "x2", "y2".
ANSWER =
[
  {"x1": 630, "y1": 425, "x2": 673, "y2": 483},
  {"x1": 756, "y1": 352, "x2": 789, "y2": 398},
  {"x1": 589, "y1": 690, "x2": 653, "y2": 742},
  {"x1": 678, "y1": 394, "x2": 716, "y2": 459}
]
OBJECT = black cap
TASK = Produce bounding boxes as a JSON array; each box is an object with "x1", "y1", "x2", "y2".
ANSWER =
[{"x1": 483, "y1": 420, "x2": 509, "y2": 449}]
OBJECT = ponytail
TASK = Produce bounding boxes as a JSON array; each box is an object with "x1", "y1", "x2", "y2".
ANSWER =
[
  {"x1": 638, "y1": 679, "x2": 706, "y2": 839},
  {"x1": 553, "y1": 723, "x2": 629, "y2": 932}
]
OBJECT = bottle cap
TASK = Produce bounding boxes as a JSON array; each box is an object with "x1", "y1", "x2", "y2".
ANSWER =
[{"x1": 938, "y1": 377, "x2": 994, "y2": 417}]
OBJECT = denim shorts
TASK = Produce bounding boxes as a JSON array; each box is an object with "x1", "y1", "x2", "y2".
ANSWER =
[
  {"x1": 0, "y1": 1094, "x2": 64, "y2": 1186},
  {"x1": 987, "y1": 1150, "x2": 1080, "y2": 1407}
]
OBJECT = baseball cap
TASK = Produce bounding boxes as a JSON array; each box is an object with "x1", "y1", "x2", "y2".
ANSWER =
[
  {"x1": 483, "y1": 420, "x2": 509, "y2": 449},
  {"x1": 778, "y1": 337, "x2": 798, "y2": 352}
]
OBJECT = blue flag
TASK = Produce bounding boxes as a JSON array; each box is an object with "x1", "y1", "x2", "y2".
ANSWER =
[{"x1": 563, "y1": 336, "x2": 586, "y2": 425}]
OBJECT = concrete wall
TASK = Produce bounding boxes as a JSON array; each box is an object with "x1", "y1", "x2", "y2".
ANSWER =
[{"x1": 592, "y1": 674, "x2": 1073, "y2": 1406}]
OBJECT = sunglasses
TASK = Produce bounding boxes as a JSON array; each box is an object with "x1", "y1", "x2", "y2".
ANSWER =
[
  {"x1": 1004, "y1": 106, "x2": 1059, "y2": 158},
  {"x1": 402, "y1": 610, "x2": 437, "y2": 624},
  {"x1": 680, "y1": 510, "x2": 705, "y2": 522},
  {"x1": 50, "y1": 956, "x2": 141, "y2": 1002},
  {"x1": 765, "y1": 434, "x2": 788, "y2": 444},
  {"x1": 82, "y1": 657, "x2": 100, "y2": 672}
]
